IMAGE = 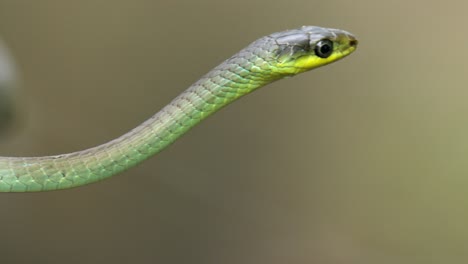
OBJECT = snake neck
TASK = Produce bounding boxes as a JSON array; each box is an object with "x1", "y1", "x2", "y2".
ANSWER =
[{"x1": 96, "y1": 54, "x2": 275, "y2": 166}]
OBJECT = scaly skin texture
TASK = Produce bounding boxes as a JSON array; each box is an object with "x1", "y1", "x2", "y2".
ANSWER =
[{"x1": 0, "y1": 26, "x2": 357, "y2": 192}]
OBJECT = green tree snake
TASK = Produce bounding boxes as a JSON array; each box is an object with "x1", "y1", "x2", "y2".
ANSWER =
[{"x1": 0, "y1": 26, "x2": 357, "y2": 192}]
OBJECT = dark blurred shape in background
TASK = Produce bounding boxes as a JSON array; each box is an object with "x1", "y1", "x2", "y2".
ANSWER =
[{"x1": 0, "y1": 39, "x2": 17, "y2": 135}]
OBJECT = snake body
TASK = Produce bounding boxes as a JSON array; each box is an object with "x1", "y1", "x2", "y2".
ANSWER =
[{"x1": 0, "y1": 26, "x2": 357, "y2": 192}]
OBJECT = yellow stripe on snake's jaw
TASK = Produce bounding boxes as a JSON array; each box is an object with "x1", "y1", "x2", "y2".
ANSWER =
[{"x1": 270, "y1": 26, "x2": 358, "y2": 76}]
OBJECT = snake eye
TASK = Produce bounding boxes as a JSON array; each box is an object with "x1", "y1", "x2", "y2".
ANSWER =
[{"x1": 314, "y1": 39, "x2": 333, "y2": 58}]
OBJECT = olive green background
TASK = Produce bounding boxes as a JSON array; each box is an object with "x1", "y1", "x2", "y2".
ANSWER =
[{"x1": 0, "y1": 1, "x2": 467, "y2": 263}]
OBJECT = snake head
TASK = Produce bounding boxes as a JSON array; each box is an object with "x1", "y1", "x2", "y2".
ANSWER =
[{"x1": 267, "y1": 26, "x2": 358, "y2": 76}]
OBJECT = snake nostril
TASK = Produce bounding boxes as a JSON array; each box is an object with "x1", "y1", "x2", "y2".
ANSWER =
[{"x1": 349, "y1": 39, "x2": 358, "y2": 47}]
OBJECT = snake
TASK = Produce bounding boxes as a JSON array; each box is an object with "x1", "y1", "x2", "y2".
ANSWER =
[{"x1": 0, "y1": 26, "x2": 357, "y2": 192}]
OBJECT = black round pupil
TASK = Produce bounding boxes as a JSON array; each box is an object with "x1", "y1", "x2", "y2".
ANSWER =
[
  {"x1": 314, "y1": 39, "x2": 333, "y2": 58},
  {"x1": 320, "y1": 44, "x2": 330, "y2": 54}
]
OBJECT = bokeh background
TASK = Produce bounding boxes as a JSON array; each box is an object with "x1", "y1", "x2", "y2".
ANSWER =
[
  {"x1": 0, "y1": 1, "x2": 467, "y2": 263},
  {"x1": 0, "y1": 37, "x2": 16, "y2": 134}
]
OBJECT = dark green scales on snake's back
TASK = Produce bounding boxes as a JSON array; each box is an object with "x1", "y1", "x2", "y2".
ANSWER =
[{"x1": 0, "y1": 26, "x2": 357, "y2": 192}]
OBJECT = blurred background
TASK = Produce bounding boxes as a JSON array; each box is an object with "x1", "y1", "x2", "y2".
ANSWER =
[{"x1": 0, "y1": 0, "x2": 467, "y2": 263}]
